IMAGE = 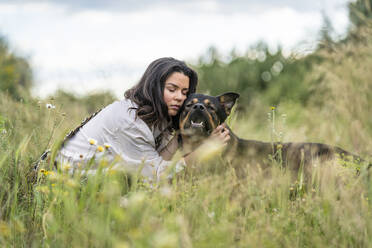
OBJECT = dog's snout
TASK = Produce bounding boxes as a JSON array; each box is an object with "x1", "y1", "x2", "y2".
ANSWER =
[{"x1": 193, "y1": 103, "x2": 205, "y2": 110}]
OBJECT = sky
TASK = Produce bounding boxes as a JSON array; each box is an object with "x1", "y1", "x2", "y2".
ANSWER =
[{"x1": 0, "y1": 0, "x2": 351, "y2": 98}]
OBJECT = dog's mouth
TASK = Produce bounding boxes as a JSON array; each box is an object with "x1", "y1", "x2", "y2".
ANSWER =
[
  {"x1": 181, "y1": 110, "x2": 212, "y2": 137},
  {"x1": 190, "y1": 120, "x2": 204, "y2": 128}
]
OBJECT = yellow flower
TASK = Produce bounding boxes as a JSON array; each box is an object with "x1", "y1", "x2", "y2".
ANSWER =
[
  {"x1": 276, "y1": 144, "x2": 283, "y2": 149},
  {"x1": 271, "y1": 106, "x2": 276, "y2": 110},
  {"x1": 51, "y1": 184, "x2": 56, "y2": 187},
  {"x1": 104, "y1": 143, "x2": 111, "y2": 149},
  {"x1": 97, "y1": 146, "x2": 104, "y2": 152},
  {"x1": 62, "y1": 163, "x2": 72, "y2": 171},
  {"x1": 88, "y1": 138, "x2": 97, "y2": 145}
]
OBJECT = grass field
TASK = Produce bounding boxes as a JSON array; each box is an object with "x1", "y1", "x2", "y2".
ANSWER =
[{"x1": 1, "y1": 31, "x2": 372, "y2": 247}]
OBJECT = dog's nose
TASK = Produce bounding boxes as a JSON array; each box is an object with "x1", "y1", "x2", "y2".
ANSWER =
[{"x1": 193, "y1": 103, "x2": 205, "y2": 110}]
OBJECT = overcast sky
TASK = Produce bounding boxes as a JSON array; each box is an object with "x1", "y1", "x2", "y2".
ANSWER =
[{"x1": 0, "y1": 0, "x2": 351, "y2": 98}]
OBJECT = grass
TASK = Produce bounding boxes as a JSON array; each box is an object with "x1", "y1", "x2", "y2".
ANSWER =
[{"x1": 1, "y1": 31, "x2": 372, "y2": 247}]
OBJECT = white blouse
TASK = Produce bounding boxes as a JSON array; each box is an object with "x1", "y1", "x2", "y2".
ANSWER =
[{"x1": 57, "y1": 97, "x2": 184, "y2": 181}]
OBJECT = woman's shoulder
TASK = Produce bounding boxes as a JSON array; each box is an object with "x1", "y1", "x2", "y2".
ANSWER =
[{"x1": 106, "y1": 98, "x2": 150, "y2": 130}]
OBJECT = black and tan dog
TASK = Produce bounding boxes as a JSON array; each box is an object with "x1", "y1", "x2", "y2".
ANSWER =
[{"x1": 179, "y1": 92, "x2": 369, "y2": 175}]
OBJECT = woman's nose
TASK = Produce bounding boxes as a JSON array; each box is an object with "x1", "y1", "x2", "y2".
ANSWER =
[{"x1": 175, "y1": 91, "x2": 184, "y2": 101}]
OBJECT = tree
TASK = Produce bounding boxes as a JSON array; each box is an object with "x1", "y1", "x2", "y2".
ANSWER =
[
  {"x1": 0, "y1": 34, "x2": 33, "y2": 100},
  {"x1": 348, "y1": 0, "x2": 372, "y2": 28}
]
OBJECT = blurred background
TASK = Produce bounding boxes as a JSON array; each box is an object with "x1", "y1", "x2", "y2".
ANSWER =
[
  {"x1": 0, "y1": 0, "x2": 371, "y2": 157},
  {"x1": 0, "y1": 0, "x2": 349, "y2": 97}
]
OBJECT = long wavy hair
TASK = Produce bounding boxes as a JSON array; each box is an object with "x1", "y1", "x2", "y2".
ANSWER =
[{"x1": 124, "y1": 57, "x2": 198, "y2": 130}]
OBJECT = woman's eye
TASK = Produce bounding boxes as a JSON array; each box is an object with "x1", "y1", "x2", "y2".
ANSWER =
[{"x1": 168, "y1": 88, "x2": 176, "y2": 92}]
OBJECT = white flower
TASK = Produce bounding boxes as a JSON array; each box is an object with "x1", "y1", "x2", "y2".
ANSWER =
[
  {"x1": 119, "y1": 196, "x2": 129, "y2": 208},
  {"x1": 46, "y1": 103, "x2": 56, "y2": 109},
  {"x1": 207, "y1": 211, "x2": 215, "y2": 219},
  {"x1": 104, "y1": 143, "x2": 111, "y2": 149}
]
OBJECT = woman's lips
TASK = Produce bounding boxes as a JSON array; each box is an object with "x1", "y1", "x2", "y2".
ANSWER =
[{"x1": 170, "y1": 105, "x2": 180, "y2": 110}]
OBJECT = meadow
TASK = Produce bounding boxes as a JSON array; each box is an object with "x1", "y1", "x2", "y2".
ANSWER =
[{"x1": 1, "y1": 29, "x2": 372, "y2": 248}]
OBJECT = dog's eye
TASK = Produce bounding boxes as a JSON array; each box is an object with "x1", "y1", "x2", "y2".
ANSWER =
[
  {"x1": 207, "y1": 105, "x2": 216, "y2": 111},
  {"x1": 185, "y1": 103, "x2": 193, "y2": 108}
]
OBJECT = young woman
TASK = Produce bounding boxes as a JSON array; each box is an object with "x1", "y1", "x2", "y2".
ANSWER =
[{"x1": 57, "y1": 57, "x2": 230, "y2": 181}]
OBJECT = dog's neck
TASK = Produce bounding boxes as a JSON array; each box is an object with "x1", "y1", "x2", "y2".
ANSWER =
[{"x1": 180, "y1": 124, "x2": 240, "y2": 156}]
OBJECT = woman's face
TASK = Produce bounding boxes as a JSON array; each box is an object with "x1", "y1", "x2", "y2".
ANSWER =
[{"x1": 163, "y1": 72, "x2": 190, "y2": 116}]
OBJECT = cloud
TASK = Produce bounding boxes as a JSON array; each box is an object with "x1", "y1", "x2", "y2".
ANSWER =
[
  {"x1": 0, "y1": 0, "x2": 349, "y2": 14},
  {"x1": 0, "y1": 0, "x2": 350, "y2": 97}
]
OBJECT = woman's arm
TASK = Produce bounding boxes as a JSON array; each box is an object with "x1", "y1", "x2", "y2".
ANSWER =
[{"x1": 159, "y1": 134, "x2": 179, "y2": 161}]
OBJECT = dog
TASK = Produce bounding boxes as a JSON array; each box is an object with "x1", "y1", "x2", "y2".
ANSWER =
[{"x1": 179, "y1": 92, "x2": 369, "y2": 175}]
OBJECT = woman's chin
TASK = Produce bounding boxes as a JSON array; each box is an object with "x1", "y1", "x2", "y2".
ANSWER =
[{"x1": 168, "y1": 109, "x2": 178, "y2": 116}]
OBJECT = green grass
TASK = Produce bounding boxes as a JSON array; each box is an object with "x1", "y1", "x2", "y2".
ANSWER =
[
  {"x1": 0, "y1": 91, "x2": 371, "y2": 248},
  {"x1": 1, "y1": 30, "x2": 372, "y2": 247}
]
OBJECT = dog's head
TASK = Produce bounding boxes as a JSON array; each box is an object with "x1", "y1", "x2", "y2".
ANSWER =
[{"x1": 179, "y1": 92, "x2": 240, "y2": 137}]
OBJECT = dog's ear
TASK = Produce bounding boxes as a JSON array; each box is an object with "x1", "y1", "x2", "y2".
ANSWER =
[{"x1": 217, "y1": 92, "x2": 240, "y2": 116}]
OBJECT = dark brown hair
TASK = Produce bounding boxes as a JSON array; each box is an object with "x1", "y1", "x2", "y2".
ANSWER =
[{"x1": 124, "y1": 57, "x2": 198, "y2": 130}]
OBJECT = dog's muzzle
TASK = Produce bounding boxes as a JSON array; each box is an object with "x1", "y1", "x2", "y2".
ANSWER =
[{"x1": 181, "y1": 106, "x2": 213, "y2": 136}]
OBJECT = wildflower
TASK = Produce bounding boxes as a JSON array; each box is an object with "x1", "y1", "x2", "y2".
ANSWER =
[
  {"x1": 207, "y1": 211, "x2": 215, "y2": 219},
  {"x1": 104, "y1": 143, "x2": 111, "y2": 149},
  {"x1": 51, "y1": 184, "x2": 56, "y2": 187},
  {"x1": 271, "y1": 106, "x2": 276, "y2": 110},
  {"x1": 276, "y1": 144, "x2": 283, "y2": 149},
  {"x1": 0, "y1": 221, "x2": 10, "y2": 237},
  {"x1": 97, "y1": 145, "x2": 104, "y2": 152},
  {"x1": 66, "y1": 179, "x2": 78, "y2": 188},
  {"x1": 61, "y1": 163, "x2": 72, "y2": 171},
  {"x1": 46, "y1": 103, "x2": 56, "y2": 109},
  {"x1": 119, "y1": 196, "x2": 129, "y2": 208},
  {"x1": 88, "y1": 138, "x2": 97, "y2": 145},
  {"x1": 79, "y1": 154, "x2": 84, "y2": 159},
  {"x1": 40, "y1": 169, "x2": 46, "y2": 174}
]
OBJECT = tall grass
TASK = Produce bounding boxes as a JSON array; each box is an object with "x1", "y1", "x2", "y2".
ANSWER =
[{"x1": 1, "y1": 32, "x2": 372, "y2": 247}]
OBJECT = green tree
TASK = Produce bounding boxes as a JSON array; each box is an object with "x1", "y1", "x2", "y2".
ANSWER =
[
  {"x1": 193, "y1": 43, "x2": 322, "y2": 112},
  {"x1": 349, "y1": 0, "x2": 372, "y2": 28},
  {"x1": 0, "y1": 34, "x2": 33, "y2": 100}
]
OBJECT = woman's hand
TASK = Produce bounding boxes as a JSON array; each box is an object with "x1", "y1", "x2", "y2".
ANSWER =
[{"x1": 209, "y1": 123, "x2": 230, "y2": 146}]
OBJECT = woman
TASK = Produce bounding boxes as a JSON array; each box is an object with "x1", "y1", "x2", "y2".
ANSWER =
[{"x1": 57, "y1": 57, "x2": 230, "y2": 181}]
